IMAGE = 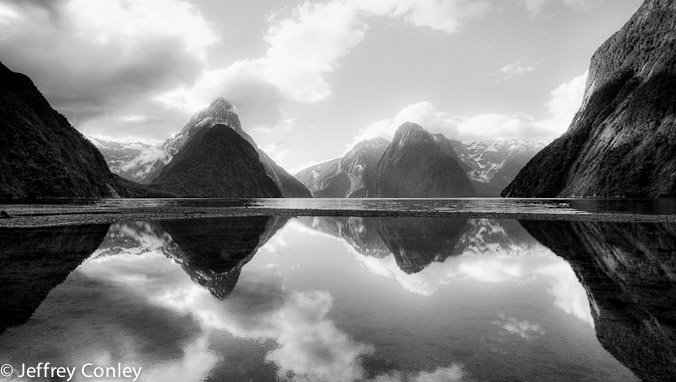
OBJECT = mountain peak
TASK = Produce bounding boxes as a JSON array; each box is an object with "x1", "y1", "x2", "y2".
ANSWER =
[
  {"x1": 208, "y1": 97, "x2": 235, "y2": 112},
  {"x1": 396, "y1": 122, "x2": 425, "y2": 135},
  {"x1": 391, "y1": 122, "x2": 433, "y2": 148}
]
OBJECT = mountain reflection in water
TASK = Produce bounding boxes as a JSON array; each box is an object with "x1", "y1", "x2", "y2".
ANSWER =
[
  {"x1": 0, "y1": 224, "x2": 110, "y2": 332},
  {"x1": 0, "y1": 216, "x2": 674, "y2": 381},
  {"x1": 521, "y1": 220, "x2": 676, "y2": 382}
]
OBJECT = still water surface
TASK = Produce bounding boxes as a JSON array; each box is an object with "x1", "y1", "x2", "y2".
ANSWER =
[{"x1": 1, "y1": 216, "x2": 674, "y2": 381}]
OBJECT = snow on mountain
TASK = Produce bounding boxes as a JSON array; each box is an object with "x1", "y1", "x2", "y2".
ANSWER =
[
  {"x1": 86, "y1": 136, "x2": 170, "y2": 183},
  {"x1": 449, "y1": 139, "x2": 545, "y2": 194}
]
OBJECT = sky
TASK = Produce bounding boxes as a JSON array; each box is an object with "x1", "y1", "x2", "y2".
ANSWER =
[{"x1": 0, "y1": 0, "x2": 642, "y2": 172}]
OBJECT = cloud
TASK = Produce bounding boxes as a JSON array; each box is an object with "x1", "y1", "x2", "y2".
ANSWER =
[
  {"x1": 351, "y1": 71, "x2": 588, "y2": 146},
  {"x1": 0, "y1": 0, "x2": 217, "y2": 129},
  {"x1": 497, "y1": 58, "x2": 536, "y2": 79},
  {"x1": 519, "y1": 0, "x2": 600, "y2": 15},
  {"x1": 356, "y1": 0, "x2": 491, "y2": 34},
  {"x1": 158, "y1": 0, "x2": 491, "y2": 133}
]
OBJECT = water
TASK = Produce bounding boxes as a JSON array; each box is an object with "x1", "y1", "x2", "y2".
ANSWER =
[{"x1": 1, "y1": 215, "x2": 675, "y2": 381}]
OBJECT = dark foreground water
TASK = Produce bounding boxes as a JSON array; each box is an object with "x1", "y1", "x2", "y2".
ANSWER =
[{"x1": 1, "y1": 215, "x2": 675, "y2": 381}]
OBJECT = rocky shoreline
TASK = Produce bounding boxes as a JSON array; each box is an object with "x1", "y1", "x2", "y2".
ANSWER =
[{"x1": 1, "y1": 205, "x2": 676, "y2": 228}]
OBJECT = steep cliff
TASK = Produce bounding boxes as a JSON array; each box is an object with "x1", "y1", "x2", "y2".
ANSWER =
[
  {"x1": 0, "y1": 61, "x2": 163, "y2": 198},
  {"x1": 504, "y1": 0, "x2": 676, "y2": 197}
]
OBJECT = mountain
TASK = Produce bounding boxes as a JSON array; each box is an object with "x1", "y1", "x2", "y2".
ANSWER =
[
  {"x1": 521, "y1": 220, "x2": 676, "y2": 382},
  {"x1": 0, "y1": 61, "x2": 165, "y2": 198},
  {"x1": 296, "y1": 133, "x2": 541, "y2": 198},
  {"x1": 0, "y1": 224, "x2": 110, "y2": 333},
  {"x1": 295, "y1": 138, "x2": 389, "y2": 197},
  {"x1": 145, "y1": 97, "x2": 245, "y2": 183},
  {"x1": 373, "y1": 122, "x2": 476, "y2": 197},
  {"x1": 97, "y1": 97, "x2": 310, "y2": 197},
  {"x1": 87, "y1": 137, "x2": 168, "y2": 184},
  {"x1": 504, "y1": 0, "x2": 676, "y2": 197},
  {"x1": 448, "y1": 140, "x2": 545, "y2": 196},
  {"x1": 151, "y1": 124, "x2": 284, "y2": 198}
]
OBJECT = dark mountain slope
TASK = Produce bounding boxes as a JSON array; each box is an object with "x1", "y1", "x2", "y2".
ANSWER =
[
  {"x1": 373, "y1": 122, "x2": 475, "y2": 197},
  {"x1": 143, "y1": 98, "x2": 310, "y2": 197},
  {"x1": 504, "y1": 0, "x2": 676, "y2": 197},
  {"x1": 0, "y1": 61, "x2": 166, "y2": 198},
  {"x1": 151, "y1": 124, "x2": 282, "y2": 198}
]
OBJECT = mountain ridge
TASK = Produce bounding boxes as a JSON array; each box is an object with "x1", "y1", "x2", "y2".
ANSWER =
[{"x1": 295, "y1": 137, "x2": 389, "y2": 197}]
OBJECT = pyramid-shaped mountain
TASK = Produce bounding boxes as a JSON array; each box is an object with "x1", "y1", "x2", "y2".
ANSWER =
[
  {"x1": 142, "y1": 98, "x2": 310, "y2": 197},
  {"x1": 373, "y1": 122, "x2": 476, "y2": 197},
  {"x1": 151, "y1": 124, "x2": 284, "y2": 198}
]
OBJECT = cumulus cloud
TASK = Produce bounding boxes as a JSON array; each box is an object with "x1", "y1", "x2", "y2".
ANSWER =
[
  {"x1": 519, "y1": 0, "x2": 600, "y2": 15},
  {"x1": 351, "y1": 71, "x2": 588, "y2": 146},
  {"x1": 158, "y1": 0, "x2": 491, "y2": 132},
  {"x1": 0, "y1": 0, "x2": 217, "y2": 140}
]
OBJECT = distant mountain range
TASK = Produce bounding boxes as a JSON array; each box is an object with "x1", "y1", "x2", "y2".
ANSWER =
[
  {"x1": 86, "y1": 138, "x2": 167, "y2": 184},
  {"x1": 504, "y1": 0, "x2": 676, "y2": 197},
  {"x1": 93, "y1": 99, "x2": 541, "y2": 199},
  {"x1": 295, "y1": 138, "x2": 389, "y2": 198},
  {"x1": 297, "y1": 123, "x2": 543, "y2": 197},
  {"x1": 449, "y1": 139, "x2": 544, "y2": 196}
]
